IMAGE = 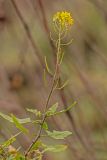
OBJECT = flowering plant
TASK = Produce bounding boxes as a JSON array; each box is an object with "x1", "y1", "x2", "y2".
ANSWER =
[{"x1": 0, "y1": 11, "x2": 75, "y2": 160}]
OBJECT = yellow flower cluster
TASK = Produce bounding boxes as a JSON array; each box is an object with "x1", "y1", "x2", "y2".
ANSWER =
[{"x1": 53, "y1": 11, "x2": 74, "y2": 28}]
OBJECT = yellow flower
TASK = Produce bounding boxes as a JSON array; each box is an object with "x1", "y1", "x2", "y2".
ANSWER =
[{"x1": 53, "y1": 11, "x2": 74, "y2": 28}]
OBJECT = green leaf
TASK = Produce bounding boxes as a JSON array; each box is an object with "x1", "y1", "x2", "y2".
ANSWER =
[
  {"x1": 15, "y1": 154, "x2": 25, "y2": 160},
  {"x1": 6, "y1": 155, "x2": 15, "y2": 160},
  {"x1": 7, "y1": 154, "x2": 25, "y2": 160},
  {"x1": 42, "y1": 144, "x2": 67, "y2": 153},
  {"x1": 27, "y1": 108, "x2": 41, "y2": 117},
  {"x1": 2, "y1": 132, "x2": 21, "y2": 148},
  {"x1": 18, "y1": 118, "x2": 31, "y2": 124},
  {"x1": 46, "y1": 103, "x2": 58, "y2": 116},
  {"x1": 0, "y1": 112, "x2": 31, "y2": 124},
  {"x1": 53, "y1": 101, "x2": 77, "y2": 116},
  {"x1": 42, "y1": 122, "x2": 48, "y2": 130},
  {"x1": 31, "y1": 141, "x2": 42, "y2": 151},
  {"x1": 3, "y1": 137, "x2": 16, "y2": 148},
  {"x1": 46, "y1": 130, "x2": 72, "y2": 139},
  {"x1": 11, "y1": 114, "x2": 28, "y2": 134},
  {"x1": 32, "y1": 120, "x2": 41, "y2": 125},
  {"x1": 0, "y1": 112, "x2": 12, "y2": 122},
  {"x1": 33, "y1": 120, "x2": 48, "y2": 130}
]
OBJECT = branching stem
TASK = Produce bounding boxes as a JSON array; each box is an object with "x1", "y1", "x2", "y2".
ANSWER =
[{"x1": 25, "y1": 29, "x2": 62, "y2": 159}]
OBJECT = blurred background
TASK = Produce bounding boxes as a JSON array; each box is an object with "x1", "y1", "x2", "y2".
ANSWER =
[{"x1": 0, "y1": 0, "x2": 107, "y2": 159}]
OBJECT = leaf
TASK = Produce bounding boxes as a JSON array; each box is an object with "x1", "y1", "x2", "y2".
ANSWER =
[
  {"x1": 0, "y1": 112, "x2": 12, "y2": 122},
  {"x1": 54, "y1": 101, "x2": 77, "y2": 116},
  {"x1": 0, "y1": 112, "x2": 31, "y2": 124},
  {"x1": 32, "y1": 120, "x2": 48, "y2": 130},
  {"x1": 32, "y1": 120, "x2": 41, "y2": 125},
  {"x1": 6, "y1": 155, "x2": 15, "y2": 160},
  {"x1": 3, "y1": 137, "x2": 16, "y2": 148},
  {"x1": 27, "y1": 108, "x2": 41, "y2": 117},
  {"x1": 46, "y1": 103, "x2": 58, "y2": 116},
  {"x1": 42, "y1": 122, "x2": 48, "y2": 130},
  {"x1": 7, "y1": 154, "x2": 25, "y2": 160},
  {"x1": 2, "y1": 132, "x2": 21, "y2": 148},
  {"x1": 42, "y1": 144, "x2": 67, "y2": 153},
  {"x1": 18, "y1": 118, "x2": 31, "y2": 124},
  {"x1": 15, "y1": 154, "x2": 25, "y2": 160},
  {"x1": 31, "y1": 141, "x2": 42, "y2": 151},
  {"x1": 11, "y1": 114, "x2": 28, "y2": 134},
  {"x1": 46, "y1": 130, "x2": 72, "y2": 139}
]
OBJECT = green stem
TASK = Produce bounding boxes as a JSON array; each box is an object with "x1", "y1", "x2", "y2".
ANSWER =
[{"x1": 25, "y1": 27, "x2": 62, "y2": 159}]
